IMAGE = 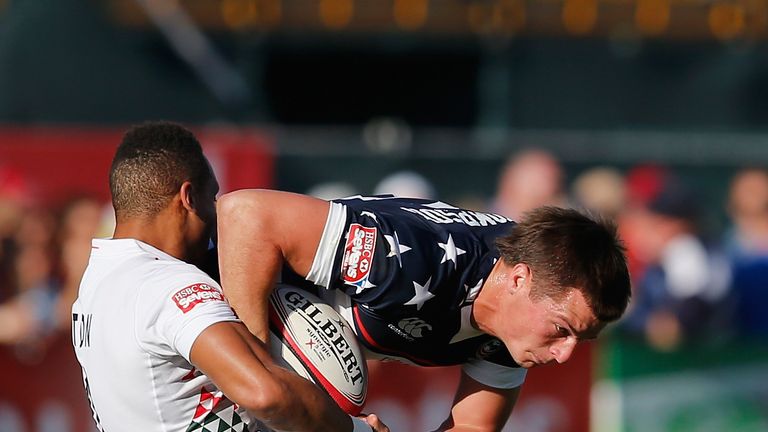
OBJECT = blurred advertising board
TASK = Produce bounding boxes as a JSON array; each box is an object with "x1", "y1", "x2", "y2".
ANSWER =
[
  {"x1": 592, "y1": 338, "x2": 768, "y2": 432},
  {"x1": 365, "y1": 345, "x2": 592, "y2": 432},
  {"x1": 0, "y1": 126, "x2": 274, "y2": 203},
  {"x1": 0, "y1": 334, "x2": 592, "y2": 432},
  {"x1": 0, "y1": 336, "x2": 91, "y2": 432}
]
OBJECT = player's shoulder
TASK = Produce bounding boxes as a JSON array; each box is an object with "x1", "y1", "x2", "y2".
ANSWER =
[
  {"x1": 335, "y1": 195, "x2": 435, "y2": 208},
  {"x1": 336, "y1": 196, "x2": 514, "y2": 227},
  {"x1": 117, "y1": 241, "x2": 221, "y2": 297},
  {"x1": 135, "y1": 259, "x2": 224, "y2": 319},
  {"x1": 145, "y1": 259, "x2": 218, "y2": 290},
  {"x1": 88, "y1": 238, "x2": 205, "y2": 281}
]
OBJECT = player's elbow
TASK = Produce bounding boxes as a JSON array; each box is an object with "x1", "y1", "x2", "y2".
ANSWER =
[
  {"x1": 217, "y1": 190, "x2": 274, "y2": 234},
  {"x1": 235, "y1": 379, "x2": 304, "y2": 421},
  {"x1": 217, "y1": 190, "x2": 259, "y2": 223},
  {"x1": 226, "y1": 378, "x2": 295, "y2": 419}
]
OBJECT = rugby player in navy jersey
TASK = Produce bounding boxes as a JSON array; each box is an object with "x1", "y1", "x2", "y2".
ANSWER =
[{"x1": 216, "y1": 190, "x2": 631, "y2": 431}]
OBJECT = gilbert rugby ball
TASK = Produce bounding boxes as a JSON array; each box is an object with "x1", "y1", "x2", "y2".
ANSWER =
[{"x1": 268, "y1": 285, "x2": 367, "y2": 415}]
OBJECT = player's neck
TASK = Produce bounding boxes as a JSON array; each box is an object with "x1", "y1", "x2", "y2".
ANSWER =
[
  {"x1": 471, "y1": 261, "x2": 505, "y2": 336},
  {"x1": 113, "y1": 210, "x2": 189, "y2": 262}
]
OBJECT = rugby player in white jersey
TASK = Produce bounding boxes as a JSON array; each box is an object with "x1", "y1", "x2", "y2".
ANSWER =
[{"x1": 71, "y1": 122, "x2": 387, "y2": 432}]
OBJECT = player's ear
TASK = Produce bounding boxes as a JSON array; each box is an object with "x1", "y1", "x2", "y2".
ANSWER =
[
  {"x1": 180, "y1": 181, "x2": 196, "y2": 213},
  {"x1": 508, "y1": 263, "x2": 531, "y2": 295}
]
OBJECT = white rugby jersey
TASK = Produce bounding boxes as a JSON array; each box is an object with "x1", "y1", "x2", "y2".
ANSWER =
[{"x1": 72, "y1": 238, "x2": 268, "y2": 432}]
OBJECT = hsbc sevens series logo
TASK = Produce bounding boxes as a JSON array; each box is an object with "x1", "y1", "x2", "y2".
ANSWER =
[
  {"x1": 342, "y1": 224, "x2": 376, "y2": 289},
  {"x1": 172, "y1": 283, "x2": 224, "y2": 313}
]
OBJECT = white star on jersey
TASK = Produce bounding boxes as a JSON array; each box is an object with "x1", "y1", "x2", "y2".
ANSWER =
[
  {"x1": 464, "y1": 278, "x2": 484, "y2": 303},
  {"x1": 449, "y1": 304, "x2": 483, "y2": 344},
  {"x1": 438, "y1": 234, "x2": 466, "y2": 268},
  {"x1": 384, "y1": 232, "x2": 412, "y2": 267},
  {"x1": 405, "y1": 277, "x2": 435, "y2": 310},
  {"x1": 361, "y1": 211, "x2": 378, "y2": 222},
  {"x1": 347, "y1": 279, "x2": 377, "y2": 294}
]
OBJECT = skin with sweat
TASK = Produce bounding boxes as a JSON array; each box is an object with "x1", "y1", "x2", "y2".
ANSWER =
[{"x1": 473, "y1": 262, "x2": 604, "y2": 368}]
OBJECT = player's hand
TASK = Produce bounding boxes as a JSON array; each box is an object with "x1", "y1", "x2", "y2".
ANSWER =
[{"x1": 360, "y1": 413, "x2": 390, "y2": 432}]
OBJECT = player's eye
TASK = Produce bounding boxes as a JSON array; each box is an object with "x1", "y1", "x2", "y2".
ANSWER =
[{"x1": 555, "y1": 324, "x2": 569, "y2": 337}]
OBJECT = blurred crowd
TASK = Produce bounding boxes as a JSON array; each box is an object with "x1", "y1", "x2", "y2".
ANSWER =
[
  {"x1": 2, "y1": 149, "x2": 767, "y2": 359},
  {"x1": 497, "y1": 152, "x2": 768, "y2": 350},
  {"x1": 0, "y1": 165, "x2": 113, "y2": 361}
]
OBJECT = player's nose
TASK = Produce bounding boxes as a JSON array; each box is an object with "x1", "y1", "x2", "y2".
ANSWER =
[{"x1": 550, "y1": 338, "x2": 577, "y2": 364}]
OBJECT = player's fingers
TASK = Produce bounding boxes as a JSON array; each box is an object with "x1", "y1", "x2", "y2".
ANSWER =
[{"x1": 363, "y1": 413, "x2": 390, "y2": 432}]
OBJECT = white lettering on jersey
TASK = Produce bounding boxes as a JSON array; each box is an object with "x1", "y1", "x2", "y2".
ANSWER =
[{"x1": 401, "y1": 207, "x2": 511, "y2": 226}]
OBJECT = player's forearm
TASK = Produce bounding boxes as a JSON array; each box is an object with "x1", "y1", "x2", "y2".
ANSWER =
[
  {"x1": 432, "y1": 417, "x2": 495, "y2": 432},
  {"x1": 256, "y1": 366, "x2": 355, "y2": 432},
  {"x1": 195, "y1": 322, "x2": 363, "y2": 431},
  {"x1": 438, "y1": 373, "x2": 519, "y2": 432}
]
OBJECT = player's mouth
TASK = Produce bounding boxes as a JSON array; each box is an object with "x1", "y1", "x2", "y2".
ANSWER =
[{"x1": 521, "y1": 353, "x2": 543, "y2": 367}]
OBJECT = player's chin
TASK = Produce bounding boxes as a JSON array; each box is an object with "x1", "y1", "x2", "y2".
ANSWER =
[
  {"x1": 512, "y1": 354, "x2": 536, "y2": 368},
  {"x1": 515, "y1": 352, "x2": 545, "y2": 368}
]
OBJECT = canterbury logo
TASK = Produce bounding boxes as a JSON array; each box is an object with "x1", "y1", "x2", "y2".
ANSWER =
[{"x1": 397, "y1": 317, "x2": 432, "y2": 338}]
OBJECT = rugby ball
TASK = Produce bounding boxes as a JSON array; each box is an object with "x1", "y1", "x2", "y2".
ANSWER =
[{"x1": 268, "y1": 285, "x2": 367, "y2": 415}]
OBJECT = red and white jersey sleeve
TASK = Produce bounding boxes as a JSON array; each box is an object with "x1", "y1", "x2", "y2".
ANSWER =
[
  {"x1": 72, "y1": 238, "x2": 269, "y2": 432},
  {"x1": 135, "y1": 267, "x2": 237, "y2": 362}
]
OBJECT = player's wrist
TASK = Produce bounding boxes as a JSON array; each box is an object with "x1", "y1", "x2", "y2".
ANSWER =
[{"x1": 350, "y1": 415, "x2": 373, "y2": 431}]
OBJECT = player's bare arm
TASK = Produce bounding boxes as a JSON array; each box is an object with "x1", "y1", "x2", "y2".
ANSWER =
[
  {"x1": 191, "y1": 319, "x2": 386, "y2": 431},
  {"x1": 432, "y1": 372, "x2": 520, "y2": 432},
  {"x1": 216, "y1": 189, "x2": 329, "y2": 342}
]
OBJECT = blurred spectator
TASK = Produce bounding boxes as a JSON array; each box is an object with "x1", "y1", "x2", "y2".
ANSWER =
[
  {"x1": 570, "y1": 166, "x2": 626, "y2": 220},
  {"x1": 619, "y1": 164, "x2": 669, "y2": 283},
  {"x1": 621, "y1": 172, "x2": 731, "y2": 350},
  {"x1": 373, "y1": 170, "x2": 436, "y2": 199},
  {"x1": 55, "y1": 196, "x2": 108, "y2": 330},
  {"x1": 0, "y1": 165, "x2": 32, "y2": 303},
  {"x1": 491, "y1": 149, "x2": 566, "y2": 220},
  {"x1": 625, "y1": 163, "x2": 668, "y2": 208},
  {"x1": 724, "y1": 168, "x2": 768, "y2": 258},
  {"x1": 0, "y1": 192, "x2": 110, "y2": 356},
  {"x1": 723, "y1": 168, "x2": 768, "y2": 337},
  {"x1": 0, "y1": 208, "x2": 58, "y2": 348}
]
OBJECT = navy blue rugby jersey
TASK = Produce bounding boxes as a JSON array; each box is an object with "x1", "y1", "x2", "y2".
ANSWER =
[{"x1": 301, "y1": 195, "x2": 523, "y2": 375}]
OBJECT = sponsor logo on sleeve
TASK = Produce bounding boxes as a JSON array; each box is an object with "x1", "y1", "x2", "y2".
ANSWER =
[
  {"x1": 341, "y1": 224, "x2": 376, "y2": 288},
  {"x1": 172, "y1": 283, "x2": 225, "y2": 313}
]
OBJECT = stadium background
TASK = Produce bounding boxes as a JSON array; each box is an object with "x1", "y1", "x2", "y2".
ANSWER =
[{"x1": 1, "y1": 0, "x2": 768, "y2": 431}]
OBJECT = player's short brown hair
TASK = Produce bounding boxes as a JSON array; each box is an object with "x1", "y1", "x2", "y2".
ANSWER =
[
  {"x1": 109, "y1": 121, "x2": 210, "y2": 220},
  {"x1": 495, "y1": 207, "x2": 631, "y2": 322}
]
